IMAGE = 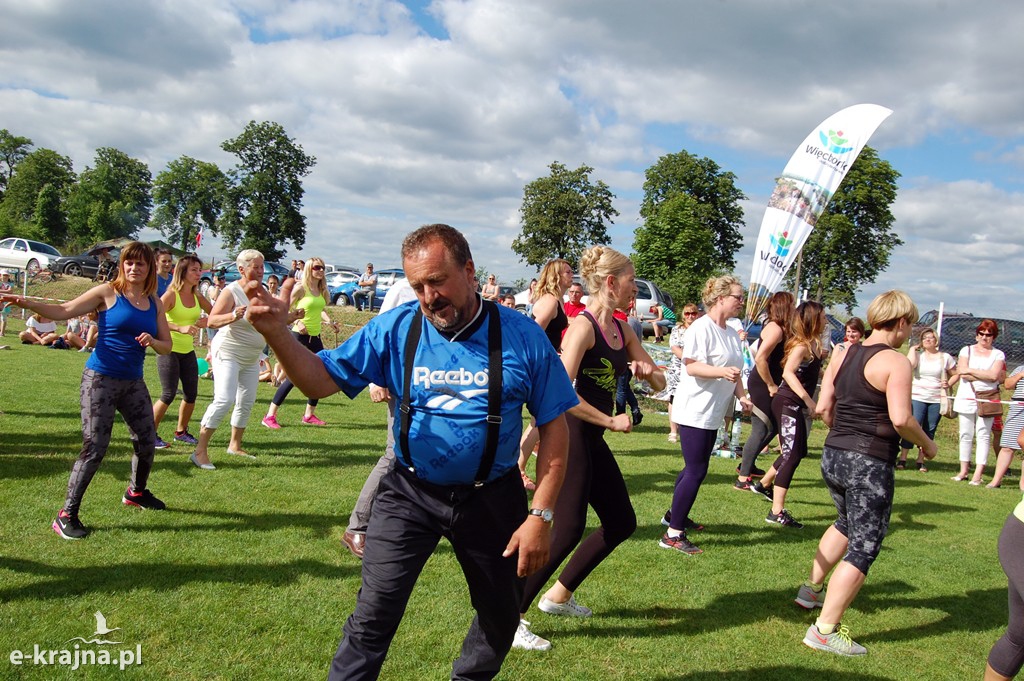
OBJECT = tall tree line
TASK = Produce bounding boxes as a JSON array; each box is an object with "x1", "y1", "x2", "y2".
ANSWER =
[{"x1": 0, "y1": 122, "x2": 315, "y2": 261}]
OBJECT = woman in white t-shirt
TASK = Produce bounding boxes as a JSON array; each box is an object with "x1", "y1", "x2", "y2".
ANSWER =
[
  {"x1": 952, "y1": 319, "x2": 1006, "y2": 484},
  {"x1": 19, "y1": 313, "x2": 59, "y2": 345},
  {"x1": 659, "y1": 275, "x2": 752, "y2": 556},
  {"x1": 897, "y1": 328, "x2": 956, "y2": 471}
]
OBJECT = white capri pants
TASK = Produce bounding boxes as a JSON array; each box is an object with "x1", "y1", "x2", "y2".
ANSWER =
[
  {"x1": 958, "y1": 412, "x2": 994, "y2": 466},
  {"x1": 201, "y1": 354, "x2": 261, "y2": 430}
]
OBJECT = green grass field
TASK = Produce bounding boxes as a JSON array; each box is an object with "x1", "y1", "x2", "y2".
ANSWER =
[{"x1": 0, "y1": 296, "x2": 1019, "y2": 680}]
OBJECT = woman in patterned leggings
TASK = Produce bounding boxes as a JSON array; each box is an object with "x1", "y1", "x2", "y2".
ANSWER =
[{"x1": 1, "y1": 241, "x2": 172, "y2": 539}]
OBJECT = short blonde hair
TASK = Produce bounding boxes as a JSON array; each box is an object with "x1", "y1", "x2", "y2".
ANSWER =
[
  {"x1": 866, "y1": 290, "x2": 918, "y2": 330},
  {"x1": 702, "y1": 275, "x2": 742, "y2": 309},
  {"x1": 236, "y1": 249, "x2": 264, "y2": 270},
  {"x1": 578, "y1": 245, "x2": 631, "y2": 306}
]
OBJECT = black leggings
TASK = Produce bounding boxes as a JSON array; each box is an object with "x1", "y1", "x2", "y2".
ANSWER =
[
  {"x1": 272, "y1": 332, "x2": 324, "y2": 407},
  {"x1": 770, "y1": 392, "x2": 809, "y2": 488},
  {"x1": 989, "y1": 513, "x2": 1024, "y2": 677},
  {"x1": 739, "y1": 376, "x2": 777, "y2": 476},
  {"x1": 156, "y1": 350, "x2": 199, "y2": 405},
  {"x1": 521, "y1": 413, "x2": 636, "y2": 609}
]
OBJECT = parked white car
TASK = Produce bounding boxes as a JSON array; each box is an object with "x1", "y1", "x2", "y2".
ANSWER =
[
  {"x1": 0, "y1": 237, "x2": 62, "y2": 275},
  {"x1": 513, "y1": 275, "x2": 674, "y2": 336}
]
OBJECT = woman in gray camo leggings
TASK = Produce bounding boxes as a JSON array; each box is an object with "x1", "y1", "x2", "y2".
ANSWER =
[{"x1": 796, "y1": 291, "x2": 936, "y2": 657}]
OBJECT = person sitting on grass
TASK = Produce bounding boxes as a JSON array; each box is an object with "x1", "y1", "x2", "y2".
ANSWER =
[
  {"x1": 796, "y1": 290, "x2": 936, "y2": 656},
  {"x1": 19, "y1": 312, "x2": 59, "y2": 346}
]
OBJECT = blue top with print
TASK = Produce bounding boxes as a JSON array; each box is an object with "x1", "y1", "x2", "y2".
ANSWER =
[{"x1": 319, "y1": 300, "x2": 577, "y2": 485}]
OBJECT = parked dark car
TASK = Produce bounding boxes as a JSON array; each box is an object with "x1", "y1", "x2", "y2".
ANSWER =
[
  {"x1": 198, "y1": 261, "x2": 292, "y2": 296},
  {"x1": 49, "y1": 248, "x2": 121, "y2": 278},
  {"x1": 329, "y1": 268, "x2": 404, "y2": 308},
  {"x1": 922, "y1": 315, "x2": 1024, "y2": 369}
]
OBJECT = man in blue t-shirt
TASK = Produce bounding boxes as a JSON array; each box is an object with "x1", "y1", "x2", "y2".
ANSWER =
[{"x1": 244, "y1": 224, "x2": 576, "y2": 680}]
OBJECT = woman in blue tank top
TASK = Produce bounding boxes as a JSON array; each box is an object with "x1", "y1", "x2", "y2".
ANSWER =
[{"x1": 1, "y1": 241, "x2": 172, "y2": 539}]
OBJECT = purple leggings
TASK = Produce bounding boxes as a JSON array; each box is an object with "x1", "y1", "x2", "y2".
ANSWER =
[
  {"x1": 669, "y1": 425, "x2": 718, "y2": 531},
  {"x1": 989, "y1": 513, "x2": 1024, "y2": 677}
]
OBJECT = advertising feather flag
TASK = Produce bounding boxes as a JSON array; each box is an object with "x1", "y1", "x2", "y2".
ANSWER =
[{"x1": 746, "y1": 104, "x2": 893, "y2": 323}]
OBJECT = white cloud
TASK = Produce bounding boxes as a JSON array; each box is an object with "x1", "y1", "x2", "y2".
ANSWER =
[{"x1": 1, "y1": 0, "x2": 1022, "y2": 311}]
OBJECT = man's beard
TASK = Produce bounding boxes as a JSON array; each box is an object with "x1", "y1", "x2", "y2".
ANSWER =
[{"x1": 424, "y1": 297, "x2": 467, "y2": 332}]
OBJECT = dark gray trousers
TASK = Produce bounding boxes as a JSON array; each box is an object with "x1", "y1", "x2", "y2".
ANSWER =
[
  {"x1": 328, "y1": 467, "x2": 526, "y2": 681},
  {"x1": 64, "y1": 369, "x2": 156, "y2": 515}
]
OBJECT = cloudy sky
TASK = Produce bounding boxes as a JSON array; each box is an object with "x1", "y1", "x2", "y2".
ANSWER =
[{"x1": 2, "y1": 0, "x2": 1023, "y2": 322}]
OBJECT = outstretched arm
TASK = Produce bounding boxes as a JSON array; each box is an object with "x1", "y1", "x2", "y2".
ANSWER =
[{"x1": 243, "y1": 280, "x2": 340, "y2": 399}]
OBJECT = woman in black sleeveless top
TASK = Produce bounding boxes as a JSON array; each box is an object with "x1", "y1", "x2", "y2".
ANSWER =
[
  {"x1": 737, "y1": 291, "x2": 795, "y2": 487},
  {"x1": 757, "y1": 301, "x2": 826, "y2": 528},
  {"x1": 515, "y1": 246, "x2": 664, "y2": 651},
  {"x1": 517, "y1": 258, "x2": 573, "y2": 489},
  {"x1": 796, "y1": 291, "x2": 936, "y2": 657}
]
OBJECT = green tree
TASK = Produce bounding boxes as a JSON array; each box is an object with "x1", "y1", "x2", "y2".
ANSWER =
[
  {"x1": 640, "y1": 150, "x2": 746, "y2": 270},
  {"x1": 151, "y1": 156, "x2": 228, "y2": 252},
  {"x1": 67, "y1": 147, "x2": 152, "y2": 243},
  {"x1": 786, "y1": 146, "x2": 902, "y2": 312},
  {"x1": 219, "y1": 121, "x2": 316, "y2": 262},
  {"x1": 0, "y1": 129, "x2": 33, "y2": 199},
  {"x1": 632, "y1": 194, "x2": 720, "y2": 308},
  {"x1": 0, "y1": 148, "x2": 76, "y2": 241},
  {"x1": 512, "y1": 161, "x2": 618, "y2": 269}
]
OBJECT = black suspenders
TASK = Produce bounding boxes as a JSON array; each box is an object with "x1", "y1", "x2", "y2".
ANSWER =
[{"x1": 398, "y1": 301, "x2": 503, "y2": 486}]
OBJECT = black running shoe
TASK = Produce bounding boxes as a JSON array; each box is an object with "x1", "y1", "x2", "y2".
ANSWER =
[
  {"x1": 733, "y1": 478, "x2": 753, "y2": 491},
  {"x1": 632, "y1": 409, "x2": 643, "y2": 426},
  {"x1": 660, "y1": 509, "x2": 703, "y2": 531},
  {"x1": 751, "y1": 481, "x2": 774, "y2": 502},
  {"x1": 736, "y1": 465, "x2": 766, "y2": 476},
  {"x1": 53, "y1": 510, "x2": 89, "y2": 539},
  {"x1": 658, "y1": 532, "x2": 702, "y2": 555},
  {"x1": 122, "y1": 488, "x2": 166, "y2": 510},
  {"x1": 766, "y1": 509, "x2": 804, "y2": 529}
]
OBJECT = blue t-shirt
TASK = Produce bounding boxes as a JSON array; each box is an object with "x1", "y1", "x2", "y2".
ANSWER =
[
  {"x1": 157, "y1": 274, "x2": 171, "y2": 297},
  {"x1": 319, "y1": 301, "x2": 578, "y2": 485},
  {"x1": 86, "y1": 294, "x2": 158, "y2": 380}
]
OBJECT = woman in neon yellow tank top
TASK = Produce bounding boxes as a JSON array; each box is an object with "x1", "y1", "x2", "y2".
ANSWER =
[
  {"x1": 262, "y1": 257, "x2": 338, "y2": 428},
  {"x1": 152, "y1": 255, "x2": 214, "y2": 448}
]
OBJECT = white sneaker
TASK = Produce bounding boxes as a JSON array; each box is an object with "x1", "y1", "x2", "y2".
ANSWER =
[
  {"x1": 538, "y1": 595, "x2": 592, "y2": 618},
  {"x1": 512, "y1": 619, "x2": 551, "y2": 651}
]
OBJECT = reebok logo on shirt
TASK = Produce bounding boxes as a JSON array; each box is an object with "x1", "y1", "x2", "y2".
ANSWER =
[{"x1": 413, "y1": 367, "x2": 489, "y2": 389}]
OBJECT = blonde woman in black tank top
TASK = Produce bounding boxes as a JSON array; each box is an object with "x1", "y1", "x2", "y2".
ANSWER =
[
  {"x1": 797, "y1": 291, "x2": 936, "y2": 657},
  {"x1": 515, "y1": 246, "x2": 664, "y2": 651}
]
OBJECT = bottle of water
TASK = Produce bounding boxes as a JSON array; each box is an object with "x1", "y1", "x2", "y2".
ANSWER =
[{"x1": 730, "y1": 417, "x2": 743, "y2": 457}]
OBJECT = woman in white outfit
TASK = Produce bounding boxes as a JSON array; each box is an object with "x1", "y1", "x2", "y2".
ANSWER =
[
  {"x1": 952, "y1": 319, "x2": 1006, "y2": 484},
  {"x1": 897, "y1": 328, "x2": 957, "y2": 472},
  {"x1": 191, "y1": 250, "x2": 268, "y2": 469}
]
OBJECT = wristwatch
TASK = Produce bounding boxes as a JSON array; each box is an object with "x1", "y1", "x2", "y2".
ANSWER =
[{"x1": 529, "y1": 508, "x2": 554, "y2": 523}]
